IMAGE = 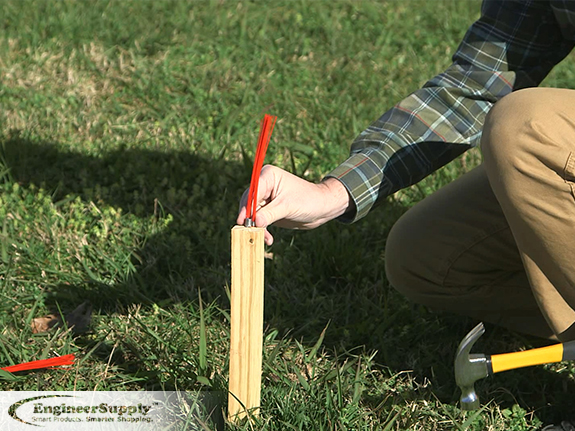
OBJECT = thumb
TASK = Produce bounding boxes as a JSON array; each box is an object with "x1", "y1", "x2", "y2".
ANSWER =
[
  {"x1": 250, "y1": 165, "x2": 277, "y2": 226},
  {"x1": 253, "y1": 198, "x2": 284, "y2": 228}
]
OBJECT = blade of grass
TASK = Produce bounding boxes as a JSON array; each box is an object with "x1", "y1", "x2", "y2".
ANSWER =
[
  {"x1": 306, "y1": 321, "x2": 329, "y2": 364},
  {"x1": 198, "y1": 289, "x2": 207, "y2": 376}
]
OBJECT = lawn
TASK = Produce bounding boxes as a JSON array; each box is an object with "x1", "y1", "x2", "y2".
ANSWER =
[{"x1": 1, "y1": 0, "x2": 575, "y2": 429}]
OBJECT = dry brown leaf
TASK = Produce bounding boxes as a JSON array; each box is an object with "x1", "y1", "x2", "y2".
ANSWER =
[
  {"x1": 31, "y1": 315, "x2": 61, "y2": 334},
  {"x1": 30, "y1": 301, "x2": 92, "y2": 334}
]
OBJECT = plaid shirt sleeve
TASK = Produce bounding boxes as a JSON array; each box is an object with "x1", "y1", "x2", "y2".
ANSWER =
[{"x1": 325, "y1": 0, "x2": 575, "y2": 223}]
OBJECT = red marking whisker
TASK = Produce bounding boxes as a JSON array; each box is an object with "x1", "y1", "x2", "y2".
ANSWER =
[
  {"x1": 246, "y1": 114, "x2": 277, "y2": 224},
  {"x1": 2, "y1": 354, "x2": 75, "y2": 373}
]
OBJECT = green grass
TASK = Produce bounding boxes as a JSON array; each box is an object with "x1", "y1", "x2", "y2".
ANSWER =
[{"x1": 1, "y1": 0, "x2": 575, "y2": 429}]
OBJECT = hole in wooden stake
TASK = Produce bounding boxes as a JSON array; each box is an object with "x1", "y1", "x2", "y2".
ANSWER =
[{"x1": 249, "y1": 238, "x2": 254, "y2": 244}]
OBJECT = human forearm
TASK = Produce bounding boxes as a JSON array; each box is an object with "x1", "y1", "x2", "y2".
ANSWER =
[
  {"x1": 316, "y1": 177, "x2": 354, "y2": 223},
  {"x1": 327, "y1": 0, "x2": 573, "y2": 223}
]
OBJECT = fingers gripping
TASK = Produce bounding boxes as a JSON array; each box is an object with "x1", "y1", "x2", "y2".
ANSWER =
[{"x1": 252, "y1": 166, "x2": 278, "y2": 228}]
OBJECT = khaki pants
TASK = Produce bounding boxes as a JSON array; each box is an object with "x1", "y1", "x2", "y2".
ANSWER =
[{"x1": 385, "y1": 88, "x2": 575, "y2": 341}]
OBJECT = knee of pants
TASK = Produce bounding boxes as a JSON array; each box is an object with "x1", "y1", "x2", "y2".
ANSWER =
[
  {"x1": 481, "y1": 88, "x2": 565, "y2": 172},
  {"x1": 385, "y1": 209, "x2": 440, "y2": 303}
]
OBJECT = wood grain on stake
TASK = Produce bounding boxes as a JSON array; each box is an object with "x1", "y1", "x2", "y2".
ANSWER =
[{"x1": 229, "y1": 226, "x2": 265, "y2": 420}]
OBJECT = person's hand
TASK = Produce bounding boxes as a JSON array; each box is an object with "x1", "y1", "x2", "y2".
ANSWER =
[{"x1": 237, "y1": 165, "x2": 353, "y2": 245}]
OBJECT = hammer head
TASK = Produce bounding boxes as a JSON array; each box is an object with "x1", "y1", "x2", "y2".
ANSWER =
[{"x1": 454, "y1": 322, "x2": 491, "y2": 410}]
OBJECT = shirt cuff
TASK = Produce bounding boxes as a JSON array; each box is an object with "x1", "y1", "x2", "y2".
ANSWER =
[{"x1": 323, "y1": 152, "x2": 388, "y2": 224}]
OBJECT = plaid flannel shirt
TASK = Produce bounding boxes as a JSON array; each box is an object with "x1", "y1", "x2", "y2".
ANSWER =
[{"x1": 326, "y1": 0, "x2": 575, "y2": 223}]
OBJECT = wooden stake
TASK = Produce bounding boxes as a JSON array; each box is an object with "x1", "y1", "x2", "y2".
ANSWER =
[{"x1": 228, "y1": 225, "x2": 265, "y2": 421}]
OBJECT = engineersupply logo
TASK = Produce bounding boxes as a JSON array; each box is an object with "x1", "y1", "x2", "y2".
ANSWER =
[
  {"x1": 9, "y1": 395, "x2": 71, "y2": 426},
  {"x1": 0, "y1": 391, "x2": 197, "y2": 430},
  {"x1": 8, "y1": 394, "x2": 155, "y2": 427}
]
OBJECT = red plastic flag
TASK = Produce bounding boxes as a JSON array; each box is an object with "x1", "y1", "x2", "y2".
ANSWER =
[
  {"x1": 246, "y1": 114, "x2": 277, "y2": 224},
  {"x1": 2, "y1": 354, "x2": 75, "y2": 373}
]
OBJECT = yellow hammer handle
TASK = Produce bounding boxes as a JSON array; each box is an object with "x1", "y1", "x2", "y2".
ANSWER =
[{"x1": 491, "y1": 344, "x2": 563, "y2": 373}]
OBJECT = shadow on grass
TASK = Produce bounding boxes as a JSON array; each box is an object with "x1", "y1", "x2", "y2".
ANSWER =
[
  {"x1": 1, "y1": 134, "x2": 250, "y2": 305},
  {"x1": 2, "y1": 135, "x2": 574, "y2": 425}
]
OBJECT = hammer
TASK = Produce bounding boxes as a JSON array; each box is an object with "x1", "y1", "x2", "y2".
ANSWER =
[{"x1": 454, "y1": 322, "x2": 575, "y2": 410}]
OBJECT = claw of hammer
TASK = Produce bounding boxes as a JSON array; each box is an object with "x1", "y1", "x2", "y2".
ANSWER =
[{"x1": 454, "y1": 322, "x2": 492, "y2": 410}]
